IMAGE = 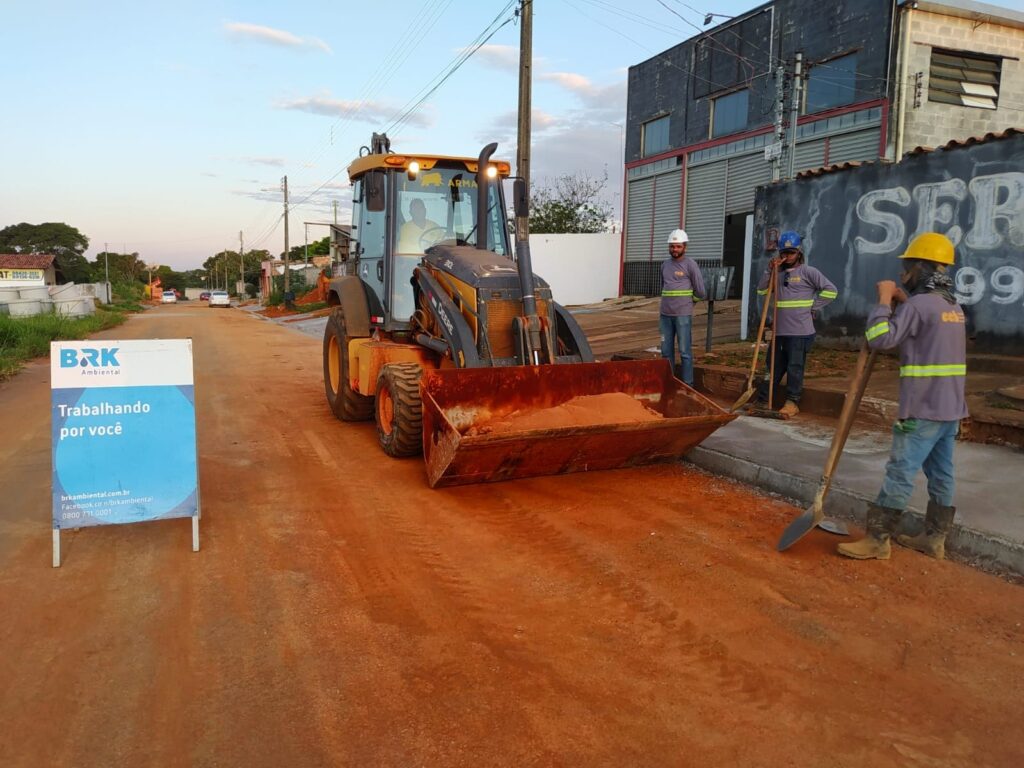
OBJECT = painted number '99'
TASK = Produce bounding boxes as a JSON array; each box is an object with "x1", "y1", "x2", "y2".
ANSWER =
[{"x1": 955, "y1": 266, "x2": 1024, "y2": 306}]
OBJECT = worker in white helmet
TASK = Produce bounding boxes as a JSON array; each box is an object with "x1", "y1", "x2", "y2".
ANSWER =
[{"x1": 660, "y1": 229, "x2": 706, "y2": 386}]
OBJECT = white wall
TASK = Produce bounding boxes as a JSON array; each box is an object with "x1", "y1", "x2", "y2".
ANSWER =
[{"x1": 527, "y1": 232, "x2": 620, "y2": 306}]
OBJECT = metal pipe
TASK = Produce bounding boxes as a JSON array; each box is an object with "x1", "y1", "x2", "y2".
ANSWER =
[
  {"x1": 475, "y1": 143, "x2": 497, "y2": 251},
  {"x1": 895, "y1": 3, "x2": 914, "y2": 159}
]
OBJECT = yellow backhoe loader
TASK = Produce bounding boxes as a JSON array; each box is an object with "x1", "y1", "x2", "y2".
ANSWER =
[{"x1": 323, "y1": 133, "x2": 733, "y2": 487}]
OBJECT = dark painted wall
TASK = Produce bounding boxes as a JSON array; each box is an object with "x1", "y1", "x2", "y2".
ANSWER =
[
  {"x1": 625, "y1": 0, "x2": 895, "y2": 162},
  {"x1": 751, "y1": 132, "x2": 1024, "y2": 354}
]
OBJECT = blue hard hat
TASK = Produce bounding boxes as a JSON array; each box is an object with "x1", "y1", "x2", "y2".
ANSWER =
[{"x1": 778, "y1": 231, "x2": 802, "y2": 251}]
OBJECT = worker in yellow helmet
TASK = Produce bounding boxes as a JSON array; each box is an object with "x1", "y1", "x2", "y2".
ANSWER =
[{"x1": 839, "y1": 233, "x2": 967, "y2": 561}]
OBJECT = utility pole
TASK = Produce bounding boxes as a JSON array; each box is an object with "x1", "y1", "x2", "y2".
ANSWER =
[
  {"x1": 304, "y1": 223, "x2": 309, "y2": 267},
  {"x1": 282, "y1": 175, "x2": 291, "y2": 295},
  {"x1": 786, "y1": 52, "x2": 803, "y2": 180},
  {"x1": 515, "y1": 0, "x2": 533, "y2": 242},
  {"x1": 769, "y1": 66, "x2": 786, "y2": 182},
  {"x1": 103, "y1": 241, "x2": 110, "y2": 300},
  {"x1": 239, "y1": 230, "x2": 244, "y2": 295}
]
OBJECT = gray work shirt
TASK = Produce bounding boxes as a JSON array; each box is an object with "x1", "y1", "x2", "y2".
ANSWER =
[
  {"x1": 865, "y1": 292, "x2": 968, "y2": 422},
  {"x1": 660, "y1": 257, "x2": 706, "y2": 317},
  {"x1": 757, "y1": 264, "x2": 838, "y2": 336}
]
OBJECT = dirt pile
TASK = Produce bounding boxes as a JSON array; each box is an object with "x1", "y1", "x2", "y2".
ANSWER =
[
  {"x1": 295, "y1": 288, "x2": 322, "y2": 306},
  {"x1": 465, "y1": 392, "x2": 662, "y2": 436}
]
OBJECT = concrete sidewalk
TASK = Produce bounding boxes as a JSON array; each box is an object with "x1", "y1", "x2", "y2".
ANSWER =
[{"x1": 684, "y1": 414, "x2": 1023, "y2": 576}]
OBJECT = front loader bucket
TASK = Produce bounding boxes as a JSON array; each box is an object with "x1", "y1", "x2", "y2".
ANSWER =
[{"x1": 421, "y1": 359, "x2": 735, "y2": 488}]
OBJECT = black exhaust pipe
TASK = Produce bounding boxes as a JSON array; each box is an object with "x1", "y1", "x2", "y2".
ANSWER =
[{"x1": 475, "y1": 143, "x2": 497, "y2": 251}]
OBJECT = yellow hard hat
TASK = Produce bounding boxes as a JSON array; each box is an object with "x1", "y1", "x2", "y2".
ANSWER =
[{"x1": 899, "y1": 233, "x2": 955, "y2": 266}]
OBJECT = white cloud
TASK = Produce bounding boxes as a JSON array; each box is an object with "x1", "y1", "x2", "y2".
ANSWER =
[
  {"x1": 539, "y1": 71, "x2": 627, "y2": 120},
  {"x1": 244, "y1": 156, "x2": 286, "y2": 167},
  {"x1": 478, "y1": 109, "x2": 561, "y2": 145},
  {"x1": 276, "y1": 95, "x2": 433, "y2": 129},
  {"x1": 466, "y1": 44, "x2": 520, "y2": 72},
  {"x1": 224, "y1": 22, "x2": 331, "y2": 54}
]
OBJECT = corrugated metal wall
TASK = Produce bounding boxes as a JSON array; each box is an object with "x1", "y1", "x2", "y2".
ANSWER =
[
  {"x1": 725, "y1": 153, "x2": 772, "y2": 213},
  {"x1": 684, "y1": 162, "x2": 727, "y2": 262},
  {"x1": 652, "y1": 170, "x2": 683, "y2": 252},
  {"x1": 794, "y1": 138, "x2": 827, "y2": 173},
  {"x1": 624, "y1": 176, "x2": 655, "y2": 262},
  {"x1": 828, "y1": 127, "x2": 882, "y2": 165}
]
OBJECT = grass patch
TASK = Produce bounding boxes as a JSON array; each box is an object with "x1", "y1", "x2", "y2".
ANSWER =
[
  {"x1": 295, "y1": 301, "x2": 328, "y2": 313},
  {"x1": 0, "y1": 309, "x2": 127, "y2": 381}
]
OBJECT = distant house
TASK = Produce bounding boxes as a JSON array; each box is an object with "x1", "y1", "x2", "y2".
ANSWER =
[{"x1": 0, "y1": 253, "x2": 57, "y2": 288}]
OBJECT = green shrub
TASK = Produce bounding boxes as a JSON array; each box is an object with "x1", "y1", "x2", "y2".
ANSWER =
[{"x1": 0, "y1": 309, "x2": 127, "y2": 380}]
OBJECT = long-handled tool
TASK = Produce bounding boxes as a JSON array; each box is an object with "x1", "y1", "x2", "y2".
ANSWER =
[
  {"x1": 777, "y1": 340, "x2": 878, "y2": 551},
  {"x1": 767, "y1": 269, "x2": 779, "y2": 410},
  {"x1": 730, "y1": 262, "x2": 777, "y2": 412}
]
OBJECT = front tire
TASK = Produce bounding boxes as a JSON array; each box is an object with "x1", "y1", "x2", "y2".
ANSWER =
[
  {"x1": 323, "y1": 309, "x2": 374, "y2": 422},
  {"x1": 375, "y1": 363, "x2": 424, "y2": 457}
]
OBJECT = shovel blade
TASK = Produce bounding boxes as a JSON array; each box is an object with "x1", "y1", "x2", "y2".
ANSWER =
[
  {"x1": 817, "y1": 518, "x2": 849, "y2": 536},
  {"x1": 777, "y1": 504, "x2": 823, "y2": 552},
  {"x1": 730, "y1": 386, "x2": 755, "y2": 413}
]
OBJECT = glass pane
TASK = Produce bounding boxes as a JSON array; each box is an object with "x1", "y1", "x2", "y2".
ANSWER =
[
  {"x1": 642, "y1": 116, "x2": 670, "y2": 157},
  {"x1": 806, "y1": 54, "x2": 858, "y2": 113},
  {"x1": 711, "y1": 90, "x2": 748, "y2": 138}
]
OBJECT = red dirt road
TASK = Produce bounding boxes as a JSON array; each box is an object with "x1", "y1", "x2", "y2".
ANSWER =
[{"x1": 1, "y1": 305, "x2": 1021, "y2": 767}]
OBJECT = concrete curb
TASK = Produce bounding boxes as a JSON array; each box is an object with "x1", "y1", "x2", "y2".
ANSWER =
[{"x1": 684, "y1": 445, "x2": 1024, "y2": 576}]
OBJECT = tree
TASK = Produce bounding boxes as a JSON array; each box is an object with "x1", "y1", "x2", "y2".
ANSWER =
[
  {"x1": 529, "y1": 173, "x2": 613, "y2": 234},
  {"x1": 0, "y1": 221, "x2": 91, "y2": 282},
  {"x1": 91, "y1": 251, "x2": 146, "y2": 284}
]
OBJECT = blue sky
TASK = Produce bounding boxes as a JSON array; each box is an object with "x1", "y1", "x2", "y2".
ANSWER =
[{"x1": 2, "y1": 0, "x2": 755, "y2": 269}]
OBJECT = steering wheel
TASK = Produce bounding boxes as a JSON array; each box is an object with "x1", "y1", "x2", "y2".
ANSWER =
[{"x1": 418, "y1": 225, "x2": 450, "y2": 250}]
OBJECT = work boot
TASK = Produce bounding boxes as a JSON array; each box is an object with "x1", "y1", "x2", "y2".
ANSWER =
[
  {"x1": 837, "y1": 504, "x2": 901, "y2": 560},
  {"x1": 779, "y1": 400, "x2": 800, "y2": 418},
  {"x1": 896, "y1": 501, "x2": 955, "y2": 560}
]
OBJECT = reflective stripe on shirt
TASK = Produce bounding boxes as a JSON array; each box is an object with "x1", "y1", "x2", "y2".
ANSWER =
[
  {"x1": 776, "y1": 299, "x2": 814, "y2": 308},
  {"x1": 818, "y1": 290, "x2": 838, "y2": 299},
  {"x1": 865, "y1": 321, "x2": 890, "y2": 341},
  {"x1": 662, "y1": 290, "x2": 693, "y2": 296},
  {"x1": 899, "y1": 364, "x2": 967, "y2": 377}
]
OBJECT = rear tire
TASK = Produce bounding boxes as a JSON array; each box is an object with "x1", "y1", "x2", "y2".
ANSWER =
[
  {"x1": 375, "y1": 363, "x2": 424, "y2": 458},
  {"x1": 323, "y1": 308, "x2": 374, "y2": 422}
]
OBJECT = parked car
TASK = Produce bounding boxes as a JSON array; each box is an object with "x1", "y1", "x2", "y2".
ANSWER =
[
  {"x1": 161, "y1": 290, "x2": 177, "y2": 304},
  {"x1": 209, "y1": 290, "x2": 231, "y2": 308},
  {"x1": 199, "y1": 291, "x2": 211, "y2": 301}
]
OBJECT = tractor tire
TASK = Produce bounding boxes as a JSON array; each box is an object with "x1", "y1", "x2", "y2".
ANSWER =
[
  {"x1": 323, "y1": 308, "x2": 374, "y2": 422},
  {"x1": 375, "y1": 363, "x2": 424, "y2": 458}
]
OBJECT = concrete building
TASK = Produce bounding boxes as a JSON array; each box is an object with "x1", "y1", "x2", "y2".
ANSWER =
[
  {"x1": 622, "y1": 0, "x2": 1024, "y2": 297},
  {"x1": 0, "y1": 253, "x2": 57, "y2": 288}
]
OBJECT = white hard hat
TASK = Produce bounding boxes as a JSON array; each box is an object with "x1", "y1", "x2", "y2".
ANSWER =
[{"x1": 667, "y1": 229, "x2": 689, "y2": 244}]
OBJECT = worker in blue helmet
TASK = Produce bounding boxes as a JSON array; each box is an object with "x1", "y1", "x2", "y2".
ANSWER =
[{"x1": 752, "y1": 230, "x2": 838, "y2": 417}]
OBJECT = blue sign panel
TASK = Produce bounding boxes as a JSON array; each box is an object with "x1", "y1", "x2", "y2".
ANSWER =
[{"x1": 50, "y1": 339, "x2": 199, "y2": 529}]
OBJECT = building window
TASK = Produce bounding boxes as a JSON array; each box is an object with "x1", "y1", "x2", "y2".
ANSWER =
[
  {"x1": 929, "y1": 49, "x2": 1000, "y2": 110},
  {"x1": 806, "y1": 53, "x2": 858, "y2": 113},
  {"x1": 711, "y1": 89, "x2": 748, "y2": 138},
  {"x1": 642, "y1": 115, "x2": 670, "y2": 157}
]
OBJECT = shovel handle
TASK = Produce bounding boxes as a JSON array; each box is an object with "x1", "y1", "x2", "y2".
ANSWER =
[
  {"x1": 746, "y1": 263, "x2": 777, "y2": 385},
  {"x1": 821, "y1": 340, "x2": 878, "y2": 482}
]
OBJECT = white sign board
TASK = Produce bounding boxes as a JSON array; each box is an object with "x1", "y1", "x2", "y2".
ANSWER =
[{"x1": 50, "y1": 339, "x2": 200, "y2": 565}]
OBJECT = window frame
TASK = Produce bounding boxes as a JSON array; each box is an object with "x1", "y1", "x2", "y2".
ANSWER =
[
  {"x1": 928, "y1": 48, "x2": 1001, "y2": 110},
  {"x1": 710, "y1": 89, "x2": 749, "y2": 139},
  {"x1": 804, "y1": 52, "x2": 859, "y2": 114},
  {"x1": 641, "y1": 114, "x2": 671, "y2": 158}
]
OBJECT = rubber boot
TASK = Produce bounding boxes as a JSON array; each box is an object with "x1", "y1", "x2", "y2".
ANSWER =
[
  {"x1": 896, "y1": 501, "x2": 955, "y2": 560},
  {"x1": 837, "y1": 504, "x2": 901, "y2": 560},
  {"x1": 779, "y1": 400, "x2": 800, "y2": 418}
]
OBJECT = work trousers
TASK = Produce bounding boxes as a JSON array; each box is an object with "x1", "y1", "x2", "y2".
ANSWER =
[
  {"x1": 757, "y1": 333, "x2": 815, "y2": 405},
  {"x1": 875, "y1": 418, "x2": 958, "y2": 510},
  {"x1": 659, "y1": 313, "x2": 693, "y2": 385}
]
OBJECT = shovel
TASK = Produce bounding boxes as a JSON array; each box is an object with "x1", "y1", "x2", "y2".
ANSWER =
[
  {"x1": 777, "y1": 340, "x2": 878, "y2": 551},
  {"x1": 730, "y1": 262, "x2": 777, "y2": 412}
]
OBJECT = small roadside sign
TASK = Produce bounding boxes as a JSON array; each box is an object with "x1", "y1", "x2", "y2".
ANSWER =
[{"x1": 50, "y1": 339, "x2": 200, "y2": 566}]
